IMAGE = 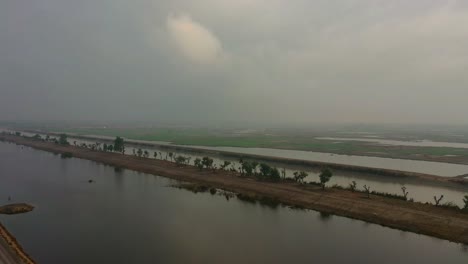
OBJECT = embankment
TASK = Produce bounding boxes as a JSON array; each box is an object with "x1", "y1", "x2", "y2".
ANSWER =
[
  {"x1": 0, "y1": 222, "x2": 36, "y2": 264},
  {"x1": 2, "y1": 134, "x2": 468, "y2": 245},
  {"x1": 28, "y1": 132, "x2": 468, "y2": 185}
]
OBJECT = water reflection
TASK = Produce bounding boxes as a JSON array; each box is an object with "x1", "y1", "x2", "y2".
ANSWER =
[{"x1": 0, "y1": 142, "x2": 467, "y2": 263}]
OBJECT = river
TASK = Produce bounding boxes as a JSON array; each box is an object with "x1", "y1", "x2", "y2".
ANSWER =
[{"x1": 0, "y1": 141, "x2": 467, "y2": 263}]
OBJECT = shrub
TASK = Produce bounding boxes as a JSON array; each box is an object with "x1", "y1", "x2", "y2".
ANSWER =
[
  {"x1": 319, "y1": 168, "x2": 333, "y2": 190},
  {"x1": 61, "y1": 152, "x2": 73, "y2": 159}
]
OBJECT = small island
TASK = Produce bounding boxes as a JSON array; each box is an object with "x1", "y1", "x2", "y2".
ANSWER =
[{"x1": 0, "y1": 203, "x2": 34, "y2": 215}]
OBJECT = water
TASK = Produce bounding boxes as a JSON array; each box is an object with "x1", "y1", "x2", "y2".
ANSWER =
[
  {"x1": 5, "y1": 130, "x2": 468, "y2": 177},
  {"x1": 186, "y1": 145, "x2": 468, "y2": 177},
  {"x1": 4, "y1": 133, "x2": 468, "y2": 206},
  {"x1": 82, "y1": 134, "x2": 468, "y2": 177},
  {"x1": 316, "y1": 137, "x2": 468, "y2": 149},
  {"x1": 0, "y1": 142, "x2": 467, "y2": 264}
]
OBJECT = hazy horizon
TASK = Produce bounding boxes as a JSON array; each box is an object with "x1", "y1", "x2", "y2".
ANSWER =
[{"x1": 2, "y1": 1, "x2": 468, "y2": 126}]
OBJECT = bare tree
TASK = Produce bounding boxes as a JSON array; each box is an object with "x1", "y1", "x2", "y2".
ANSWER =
[
  {"x1": 434, "y1": 195, "x2": 444, "y2": 206},
  {"x1": 363, "y1": 185, "x2": 371, "y2": 198},
  {"x1": 401, "y1": 186, "x2": 409, "y2": 200}
]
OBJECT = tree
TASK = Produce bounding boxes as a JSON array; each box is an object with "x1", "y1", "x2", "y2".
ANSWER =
[
  {"x1": 220, "y1": 161, "x2": 231, "y2": 170},
  {"x1": 107, "y1": 145, "x2": 113, "y2": 152},
  {"x1": 103, "y1": 143, "x2": 108, "y2": 152},
  {"x1": 434, "y1": 195, "x2": 444, "y2": 206},
  {"x1": 168, "y1": 152, "x2": 174, "y2": 161},
  {"x1": 401, "y1": 186, "x2": 409, "y2": 200},
  {"x1": 363, "y1": 185, "x2": 371, "y2": 198},
  {"x1": 202, "y1": 157, "x2": 214, "y2": 169},
  {"x1": 319, "y1": 168, "x2": 333, "y2": 190},
  {"x1": 137, "y1": 148, "x2": 143, "y2": 157},
  {"x1": 153, "y1": 152, "x2": 157, "y2": 159},
  {"x1": 113, "y1": 137, "x2": 125, "y2": 153},
  {"x1": 143, "y1": 150, "x2": 149, "y2": 158},
  {"x1": 194, "y1": 158, "x2": 203, "y2": 170},
  {"x1": 293, "y1": 171, "x2": 308, "y2": 184},
  {"x1": 252, "y1": 161, "x2": 259, "y2": 176},
  {"x1": 349, "y1": 181, "x2": 357, "y2": 192},
  {"x1": 258, "y1": 163, "x2": 280, "y2": 181},
  {"x1": 242, "y1": 161, "x2": 254, "y2": 176},
  {"x1": 175, "y1": 156, "x2": 186, "y2": 165},
  {"x1": 269, "y1": 167, "x2": 281, "y2": 181},
  {"x1": 58, "y1": 134, "x2": 69, "y2": 145},
  {"x1": 463, "y1": 195, "x2": 468, "y2": 210}
]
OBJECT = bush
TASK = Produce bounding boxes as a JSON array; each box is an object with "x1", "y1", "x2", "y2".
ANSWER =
[{"x1": 61, "y1": 152, "x2": 73, "y2": 159}]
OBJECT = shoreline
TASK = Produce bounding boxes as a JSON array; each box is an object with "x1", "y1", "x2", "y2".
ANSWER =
[
  {"x1": 2, "y1": 135, "x2": 468, "y2": 245},
  {"x1": 0, "y1": 222, "x2": 36, "y2": 264}
]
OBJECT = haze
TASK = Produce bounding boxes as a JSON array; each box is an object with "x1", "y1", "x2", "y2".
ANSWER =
[{"x1": 1, "y1": 0, "x2": 468, "y2": 125}]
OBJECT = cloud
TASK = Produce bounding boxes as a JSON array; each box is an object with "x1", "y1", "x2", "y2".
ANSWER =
[{"x1": 167, "y1": 13, "x2": 224, "y2": 64}]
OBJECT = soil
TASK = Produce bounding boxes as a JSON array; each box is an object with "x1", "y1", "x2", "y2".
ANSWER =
[{"x1": 0, "y1": 204, "x2": 34, "y2": 215}]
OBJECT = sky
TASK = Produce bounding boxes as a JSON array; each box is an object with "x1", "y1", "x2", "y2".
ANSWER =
[{"x1": 1, "y1": 0, "x2": 468, "y2": 126}]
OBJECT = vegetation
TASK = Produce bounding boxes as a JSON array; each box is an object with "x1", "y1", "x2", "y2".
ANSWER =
[
  {"x1": 293, "y1": 171, "x2": 308, "y2": 184},
  {"x1": 434, "y1": 195, "x2": 444, "y2": 206},
  {"x1": 363, "y1": 185, "x2": 371, "y2": 198},
  {"x1": 58, "y1": 134, "x2": 69, "y2": 145},
  {"x1": 401, "y1": 186, "x2": 409, "y2": 201},
  {"x1": 137, "y1": 148, "x2": 143, "y2": 157},
  {"x1": 113, "y1": 136, "x2": 125, "y2": 153},
  {"x1": 61, "y1": 152, "x2": 73, "y2": 158},
  {"x1": 175, "y1": 155, "x2": 187, "y2": 165},
  {"x1": 258, "y1": 163, "x2": 281, "y2": 181},
  {"x1": 463, "y1": 195, "x2": 468, "y2": 211},
  {"x1": 201, "y1": 157, "x2": 214, "y2": 169},
  {"x1": 194, "y1": 158, "x2": 203, "y2": 170},
  {"x1": 319, "y1": 168, "x2": 333, "y2": 190},
  {"x1": 348, "y1": 181, "x2": 357, "y2": 192},
  {"x1": 220, "y1": 161, "x2": 231, "y2": 170}
]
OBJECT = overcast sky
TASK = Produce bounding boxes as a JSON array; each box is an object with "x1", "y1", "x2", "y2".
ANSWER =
[{"x1": 1, "y1": 0, "x2": 467, "y2": 125}]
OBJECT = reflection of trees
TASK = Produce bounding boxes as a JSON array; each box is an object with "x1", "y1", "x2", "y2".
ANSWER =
[
  {"x1": 461, "y1": 244, "x2": 468, "y2": 253},
  {"x1": 318, "y1": 211, "x2": 332, "y2": 222},
  {"x1": 114, "y1": 166, "x2": 124, "y2": 190}
]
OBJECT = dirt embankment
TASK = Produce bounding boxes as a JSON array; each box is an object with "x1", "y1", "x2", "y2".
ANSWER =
[
  {"x1": 0, "y1": 222, "x2": 36, "y2": 264},
  {"x1": 2, "y1": 135, "x2": 468, "y2": 245},
  {"x1": 0, "y1": 204, "x2": 34, "y2": 215}
]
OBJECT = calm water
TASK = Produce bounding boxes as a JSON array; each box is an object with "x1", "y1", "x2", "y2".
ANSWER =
[
  {"x1": 316, "y1": 137, "x2": 468, "y2": 149},
  {"x1": 0, "y1": 142, "x2": 467, "y2": 264}
]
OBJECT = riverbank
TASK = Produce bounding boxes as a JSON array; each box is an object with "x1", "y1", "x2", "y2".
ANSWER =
[
  {"x1": 19, "y1": 131, "x2": 468, "y2": 182},
  {"x1": 0, "y1": 222, "x2": 36, "y2": 264},
  {"x1": 2, "y1": 135, "x2": 468, "y2": 245}
]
